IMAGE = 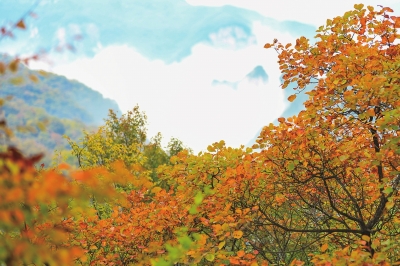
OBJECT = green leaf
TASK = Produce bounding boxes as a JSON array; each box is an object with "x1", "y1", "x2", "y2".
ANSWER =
[
  {"x1": 204, "y1": 185, "x2": 214, "y2": 195},
  {"x1": 189, "y1": 205, "x2": 198, "y2": 214},
  {"x1": 383, "y1": 187, "x2": 393, "y2": 195},
  {"x1": 178, "y1": 235, "x2": 193, "y2": 250},
  {"x1": 151, "y1": 259, "x2": 170, "y2": 266},
  {"x1": 287, "y1": 162, "x2": 295, "y2": 171},
  {"x1": 205, "y1": 253, "x2": 215, "y2": 262},
  {"x1": 372, "y1": 160, "x2": 381, "y2": 166},
  {"x1": 194, "y1": 191, "x2": 204, "y2": 205}
]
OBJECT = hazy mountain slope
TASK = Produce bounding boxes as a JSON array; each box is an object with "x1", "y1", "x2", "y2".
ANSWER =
[{"x1": 0, "y1": 56, "x2": 121, "y2": 166}]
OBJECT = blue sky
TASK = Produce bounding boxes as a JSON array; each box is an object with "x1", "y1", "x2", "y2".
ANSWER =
[{"x1": 1, "y1": 0, "x2": 399, "y2": 152}]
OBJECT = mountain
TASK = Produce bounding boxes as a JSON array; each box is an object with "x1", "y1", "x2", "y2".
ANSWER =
[
  {"x1": 212, "y1": 65, "x2": 268, "y2": 89},
  {"x1": 246, "y1": 77, "x2": 314, "y2": 147},
  {"x1": 246, "y1": 65, "x2": 268, "y2": 84},
  {"x1": 0, "y1": 56, "x2": 120, "y2": 125},
  {"x1": 0, "y1": 55, "x2": 121, "y2": 166}
]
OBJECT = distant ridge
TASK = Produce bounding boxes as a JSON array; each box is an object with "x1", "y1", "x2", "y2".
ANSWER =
[
  {"x1": 0, "y1": 54, "x2": 121, "y2": 125},
  {"x1": 212, "y1": 65, "x2": 269, "y2": 89},
  {"x1": 0, "y1": 54, "x2": 122, "y2": 165},
  {"x1": 246, "y1": 65, "x2": 268, "y2": 84}
]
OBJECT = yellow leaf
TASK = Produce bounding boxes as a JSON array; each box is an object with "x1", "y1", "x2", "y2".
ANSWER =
[
  {"x1": 207, "y1": 145, "x2": 215, "y2": 152},
  {"x1": 37, "y1": 121, "x2": 46, "y2": 131},
  {"x1": 361, "y1": 235, "x2": 370, "y2": 242},
  {"x1": 235, "y1": 209, "x2": 242, "y2": 215},
  {"x1": 385, "y1": 201, "x2": 394, "y2": 210},
  {"x1": 10, "y1": 77, "x2": 24, "y2": 85},
  {"x1": 218, "y1": 241, "x2": 225, "y2": 249},
  {"x1": 288, "y1": 94, "x2": 297, "y2": 102},
  {"x1": 151, "y1": 187, "x2": 162, "y2": 194},
  {"x1": 354, "y1": 3, "x2": 364, "y2": 10},
  {"x1": 221, "y1": 223, "x2": 230, "y2": 231},
  {"x1": 320, "y1": 243, "x2": 328, "y2": 252},
  {"x1": 232, "y1": 230, "x2": 243, "y2": 239},
  {"x1": 38, "y1": 70, "x2": 49, "y2": 76}
]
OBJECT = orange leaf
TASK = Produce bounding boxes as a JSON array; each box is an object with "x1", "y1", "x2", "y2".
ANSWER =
[
  {"x1": 29, "y1": 74, "x2": 39, "y2": 83},
  {"x1": 8, "y1": 60, "x2": 19, "y2": 72},
  {"x1": 366, "y1": 108, "x2": 375, "y2": 117},
  {"x1": 237, "y1": 250, "x2": 245, "y2": 257},
  {"x1": 229, "y1": 258, "x2": 240, "y2": 265},
  {"x1": 0, "y1": 62, "x2": 5, "y2": 74},
  {"x1": 232, "y1": 230, "x2": 243, "y2": 239},
  {"x1": 288, "y1": 94, "x2": 297, "y2": 102},
  {"x1": 320, "y1": 243, "x2": 328, "y2": 252},
  {"x1": 57, "y1": 163, "x2": 70, "y2": 170},
  {"x1": 278, "y1": 117, "x2": 285, "y2": 123},
  {"x1": 16, "y1": 20, "x2": 26, "y2": 29}
]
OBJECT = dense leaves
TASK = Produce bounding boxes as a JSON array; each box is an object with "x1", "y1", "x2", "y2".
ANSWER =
[{"x1": 1, "y1": 3, "x2": 400, "y2": 265}]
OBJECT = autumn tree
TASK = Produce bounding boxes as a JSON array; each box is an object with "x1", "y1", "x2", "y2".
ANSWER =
[
  {"x1": 151, "y1": 5, "x2": 400, "y2": 264},
  {"x1": 254, "y1": 3, "x2": 400, "y2": 263},
  {"x1": 75, "y1": 4, "x2": 400, "y2": 264}
]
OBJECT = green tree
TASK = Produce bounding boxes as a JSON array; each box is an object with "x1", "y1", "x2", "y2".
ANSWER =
[
  {"x1": 67, "y1": 106, "x2": 148, "y2": 170},
  {"x1": 68, "y1": 105, "x2": 191, "y2": 179}
]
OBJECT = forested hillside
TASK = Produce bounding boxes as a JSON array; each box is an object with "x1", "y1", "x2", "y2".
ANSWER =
[{"x1": 0, "y1": 54, "x2": 121, "y2": 165}]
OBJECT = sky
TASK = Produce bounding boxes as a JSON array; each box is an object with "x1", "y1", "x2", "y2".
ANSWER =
[{"x1": 1, "y1": 0, "x2": 399, "y2": 153}]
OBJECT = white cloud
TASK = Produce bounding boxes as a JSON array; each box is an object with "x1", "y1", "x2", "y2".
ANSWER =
[
  {"x1": 56, "y1": 27, "x2": 66, "y2": 45},
  {"x1": 30, "y1": 27, "x2": 38, "y2": 38},
  {"x1": 37, "y1": 22, "x2": 295, "y2": 153},
  {"x1": 209, "y1": 26, "x2": 256, "y2": 49}
]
